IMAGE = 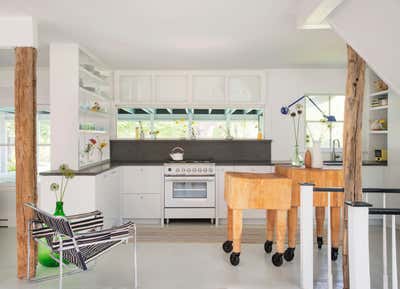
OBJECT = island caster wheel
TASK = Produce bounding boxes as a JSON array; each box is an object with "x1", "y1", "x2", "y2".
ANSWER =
[
  {"x1": 331, "y1": 247, "x2": 339, "y2": 261},
  {"x1": 283, "y1": 247, "x2": 295, "y2": 262},
  {"x1": 222, "y1": 241, "x2": 233, "y2": 253},
  {"x1": 272, "y1": 253, "x2": 283, "y2": 267},
  {"x1": 230, "y1": 252, "x2": 240, "y2": 266},
  {"x1": 264, "y1": 240, "x2": 273, "y2": 254},
  {"x1": 317, "y1": 237, "x2": 323, "y2": 249}
]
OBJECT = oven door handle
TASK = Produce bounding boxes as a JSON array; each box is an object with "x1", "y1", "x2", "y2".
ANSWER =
[{"x1": 164, "y1": 176, "x2": 215, "y2": 182}]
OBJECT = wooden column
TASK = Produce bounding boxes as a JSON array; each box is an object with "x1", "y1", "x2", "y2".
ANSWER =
[
  {"x1": 15, "y1": 47, "x2": 38, "y2": 279},
  {"x1": 342, "y1": 44, "x2": 365, "y2": 289}
]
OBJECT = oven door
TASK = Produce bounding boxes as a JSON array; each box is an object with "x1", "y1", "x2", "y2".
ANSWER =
[{"x1": 164, "y1": 176, "x2": 215, "y2": 208}]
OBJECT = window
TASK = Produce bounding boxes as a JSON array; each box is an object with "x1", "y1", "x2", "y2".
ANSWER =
[
  {"x1": 305, "y1": 95, "x2": 345, "y2": 149},
  {"x1": 0, "y1": 107, "x2": 51, "y2": 183},
  {"x1": 116, "y1": 108, "x2": 264, "y2": 140}
]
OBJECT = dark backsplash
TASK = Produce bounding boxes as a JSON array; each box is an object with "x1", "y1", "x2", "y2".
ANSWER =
[{"x1": 110, "y1": 139, "x2": 272, "y2": 164}]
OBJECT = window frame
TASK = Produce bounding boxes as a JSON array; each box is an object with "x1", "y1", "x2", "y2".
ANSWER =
[
  {"x1": 116, "y1": 107, "x2": 264, "y2": 140},
  {"x1": 304, "y1": 94, "x2": 344, "y2": 151},
  {"x1": 0, "y1": 106, "x2": 51, "y2": 183}
]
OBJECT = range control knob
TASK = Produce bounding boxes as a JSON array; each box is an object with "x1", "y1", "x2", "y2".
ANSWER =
[
  {"x1": 187, "y1": 168, "x2": 191, "y2": 173},
  {"x1": 176, "y1": 168, "x2": 180, "y2": 173},
  {"x1": 208, "y1": 168, "x2": 213, "y2": 173},
  {"x1": 203, "y1": 168, "x2": 207, "y2": 172}
]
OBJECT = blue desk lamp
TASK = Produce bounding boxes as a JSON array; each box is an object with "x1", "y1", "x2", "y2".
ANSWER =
[{"x1": 280, "y1": 95, "x2": 336, "y2": 122}]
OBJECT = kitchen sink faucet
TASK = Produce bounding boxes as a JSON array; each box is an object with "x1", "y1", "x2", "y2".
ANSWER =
[{"x1": 331, "y1": 139, "x2": 341, "y2": 161}]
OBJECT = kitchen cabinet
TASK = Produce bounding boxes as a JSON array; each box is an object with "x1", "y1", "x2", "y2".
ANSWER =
[
  {"x1": 216, "y1": 166, "x2": 234, "y2": 219},
  {"x1": 121, "y1": 166, "x2": 163, "y2": 195},
  {"x1": 216, "y1": 165, "x2": 274, "y2": 220},
  {"x1": 228, "y1": 75, "x2": 262, "y2": 103},
  {"x1": 192, "y1": 75, "x2": 225, "y2": 103},
  {"x1": 95, "y1": 168, "x2": 121, "y2": 227},
  {"x1": 114, "y1": 70, "x2": 266, "y2": 107},
  {"x1": 118, "y1": 75, "x2": 152, "y2": 103},
  {"x1": 122, "y1": 194, "x2": 161, "y2": 219},
  {"x1": 154, "y1": 75, "x2": 188, "y2": 103},
  {"x1": 39, "y1": 168, "x2": 121, "y2": 227},
  {"x1": 120, "y1": 166, "x2": 163, "y2": 220}
]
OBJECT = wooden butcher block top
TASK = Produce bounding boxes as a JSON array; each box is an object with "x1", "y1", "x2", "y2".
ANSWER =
[
  {"x1": 275, "y1": 165, "x2": 344, "y2": 207},
  {"x1": 224, "y1": 172, "x2": 292, "y2": 210}
]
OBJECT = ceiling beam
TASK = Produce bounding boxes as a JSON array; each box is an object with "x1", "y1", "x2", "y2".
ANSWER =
[{"x1": 297, "y1": 0, "x2": 344, "y2": 29}]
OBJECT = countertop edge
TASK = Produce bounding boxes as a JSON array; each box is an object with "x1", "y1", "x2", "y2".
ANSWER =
[{"x1": 39, "y1": 160, "x2": 387, "y2": 176}]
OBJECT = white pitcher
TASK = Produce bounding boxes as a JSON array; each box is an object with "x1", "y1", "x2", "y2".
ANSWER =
[{"x1": 312, "y1": 141, "x2": 323, "y2": 168}]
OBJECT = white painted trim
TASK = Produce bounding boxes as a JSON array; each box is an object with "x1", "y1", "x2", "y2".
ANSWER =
[
  {"x1": 348, "y1": 205, "x2": 371, "y2": 289},
  {"x1": 300, "y1": 184, "x2": 314, "y2": 289},
  {"x1": 0, "y1": 17, "x2": 38, "y2": 48}
]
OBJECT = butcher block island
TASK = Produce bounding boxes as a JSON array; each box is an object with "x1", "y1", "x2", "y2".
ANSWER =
[
  {"x1": 274, "y1": 165, "x2": 344, "y2": 261},
  {"x1": 222, "y1": 172, "x2": 292, "y2": 267}
]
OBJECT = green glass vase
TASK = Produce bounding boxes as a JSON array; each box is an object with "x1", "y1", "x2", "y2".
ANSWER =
[{"x1": 37, "y1": 201, "x2": 67, "y2": 267}]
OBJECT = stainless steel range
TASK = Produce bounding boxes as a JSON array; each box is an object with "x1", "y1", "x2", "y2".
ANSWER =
[{"x1": 164, "y1": 161, "x2": 216, "y2": 224}]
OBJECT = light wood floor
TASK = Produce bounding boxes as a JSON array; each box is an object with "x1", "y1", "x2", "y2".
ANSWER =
[{"x1": 136, "y1": 221, "x2": 330, "y2": 244}]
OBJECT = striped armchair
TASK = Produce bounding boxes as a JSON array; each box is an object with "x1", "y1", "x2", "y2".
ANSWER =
[{"x1": 25, "y1": 203, "x2": 137, "y2": 289}]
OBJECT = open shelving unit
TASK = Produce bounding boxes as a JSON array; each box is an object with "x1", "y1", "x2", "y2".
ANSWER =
[
  {"x1": 364, "y1": 69, "x2": 388, "y2": 162},
  {"x1": 50, "y1": 44, "x2": 113, "y2": 170},
  {"x1": 78, "y1": 49, "x2": 112, "y2": 168}
]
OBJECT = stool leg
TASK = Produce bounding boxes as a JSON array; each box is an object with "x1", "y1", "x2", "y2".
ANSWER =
[
  {"x1": 264, "y1": 210, "x2": 275, "y2": 253},
  {"x1": 228, "y1": 207, "x2": 233, "y2": 241},
  {"x1": 229, "y1": 209, "x2": 242, "y2": 266},
  {"x1": 222, "y1": 207, "x2": 234, "y2": 253},
  {"x1": 272, "y1": 210, "x2": 287, "y2": 267},
  {"x1": 287, "y1": 207, "x2": 297, "y2": 248},
  {"x1": 275, "y1": 210, "x2": 287, "y2": 254},
  {"x1": 316, "y1": 207, "x2": 325, "y2": 249},
  {"x1": 283, "y1": 206, "x2": 297, "y2": 262},
  {"x1": 331, "y1": 207, "x2": 341, "y2": 261}
]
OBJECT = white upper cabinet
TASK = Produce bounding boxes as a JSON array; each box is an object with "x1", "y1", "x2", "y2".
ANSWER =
[
  {"x1": 228, "y1": 75, "x2": 262, "y2": 103},
  {"x1": 155, "y1": 75, "x2": 188, "y2": 103},
  {"x1": 114, "y1": 70, "x2": 265, "y2": 106},
  {"x1": 192, "y1": 75, "x2": 225, "y2": 103},
  {"x1": 118, "y1": 74, "x2": 152, "y2": 103}
]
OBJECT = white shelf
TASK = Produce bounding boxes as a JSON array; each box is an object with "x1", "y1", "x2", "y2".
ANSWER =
[
  {"x1": 369, "y1": 105, "x2": 388, "y2": 111},
  {"x1": 79, "y1": 65, "x2": 108, "y2": 84},
  {"x1": 369, "y1": 130, "x2": 388, "y2": 134},
  {"x1": 79, "y1": 129, "x2": 108, "y2": 134},
  {"x1": 80, "y1": 109, "x2": 110, "y2": 118},
  {"x1": 368, "y1": 90, "x2": 389, "y2": 98},
  {"x1": 79, "y1": 87, "x2": 110, "y2": 101}
]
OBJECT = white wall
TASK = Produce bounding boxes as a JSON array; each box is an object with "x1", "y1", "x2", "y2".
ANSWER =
[
  {"x1": 265, "y1": 68, "x2": 346, "y2": 161},
  {"x1": 327, "y1": 0, "x2": 400, "y2": 94}
]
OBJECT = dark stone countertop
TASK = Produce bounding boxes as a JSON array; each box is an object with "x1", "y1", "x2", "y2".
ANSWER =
[{"x1": 39, "y1": 159, "x2": 387, "y2": 176}]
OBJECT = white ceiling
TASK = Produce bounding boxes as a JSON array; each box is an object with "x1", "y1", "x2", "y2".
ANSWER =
[{"x1": 0, "y1": 0, "x2": 346, "y2": 69}]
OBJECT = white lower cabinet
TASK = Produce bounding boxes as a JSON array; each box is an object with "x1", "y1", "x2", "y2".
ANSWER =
[
  {"x1": 216, "y1": 165, "x2": 274, "y2": 220},
  {"x1": 95, "y1": 168, "x2": 121, "y2": 227},
  {"x1": 122, "y1": 194, "x2": 161, "y2": 219},
  {"x1": 120, "y1": 166, "x2": 163, "y2": 221},
  {"x1": 39, "y1": 168, "x2": 121, "y2": 227}
]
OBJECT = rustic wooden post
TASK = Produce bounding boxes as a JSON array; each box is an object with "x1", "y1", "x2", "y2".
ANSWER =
[
  {"x1": 14, "y1": 47, "x2": 38, "y2": 279},
  {"x1": 342, "y1": 44, "x2": 365, "y2": 289}
]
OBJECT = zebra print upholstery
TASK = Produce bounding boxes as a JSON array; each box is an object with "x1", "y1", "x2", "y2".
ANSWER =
[{"x1": 25, "y1": 203, "x2": 136, "y2": 272}]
